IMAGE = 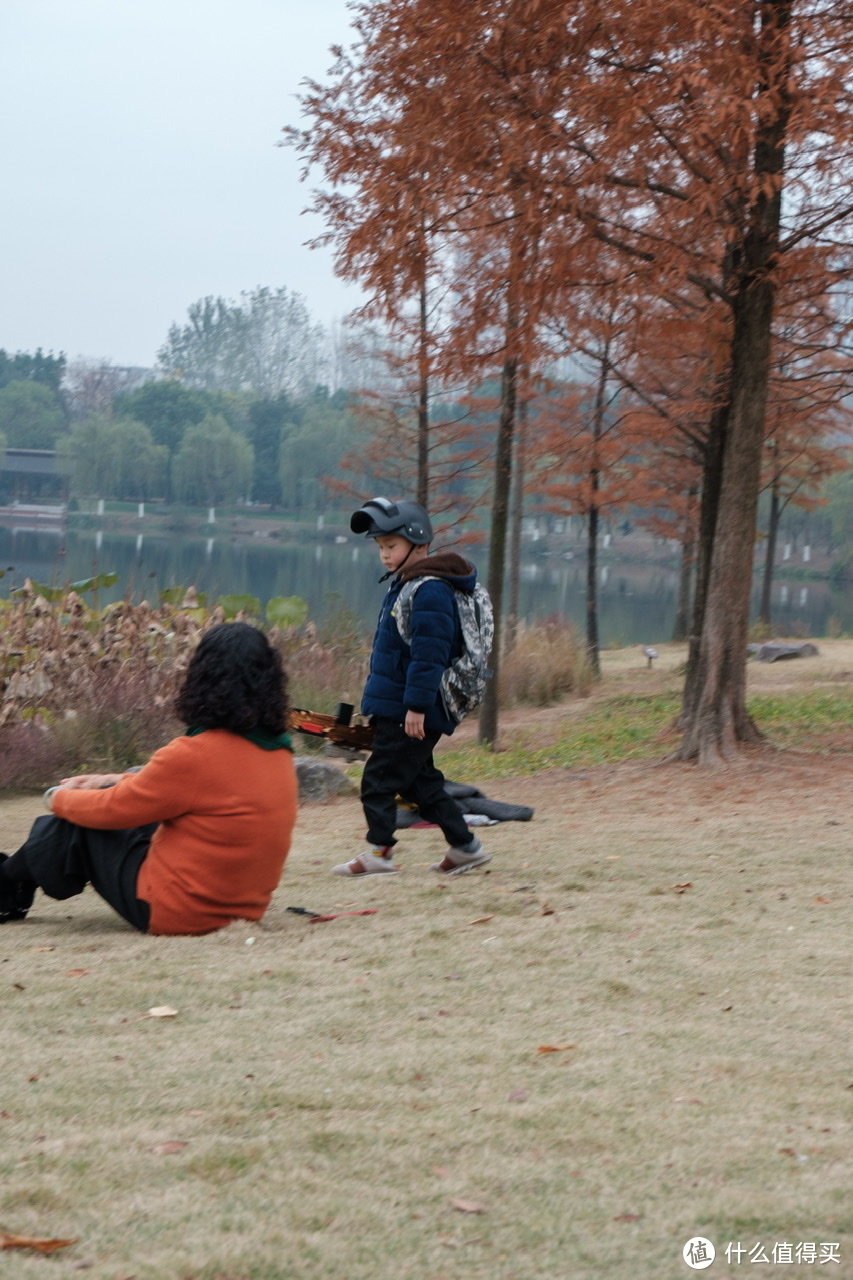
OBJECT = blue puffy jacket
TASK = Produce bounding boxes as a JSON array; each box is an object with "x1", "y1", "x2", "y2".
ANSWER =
[{"x1": 361, "y1": 553, "x2": 478, "y2": 737}]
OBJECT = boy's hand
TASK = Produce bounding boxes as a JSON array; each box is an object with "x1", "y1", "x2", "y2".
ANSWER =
[{"x1": 404, "y1": 710, "x2": 426, "y2": 739}]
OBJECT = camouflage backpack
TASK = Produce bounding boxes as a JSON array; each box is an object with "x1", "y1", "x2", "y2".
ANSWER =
[{"x1": 393, "y1": 576, "x2": 494, "y2": 723}]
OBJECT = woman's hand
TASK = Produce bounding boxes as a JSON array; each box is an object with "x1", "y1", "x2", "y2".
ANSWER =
[{"x1": 59, "y1": 773, "x2": 124, "y2": 790}]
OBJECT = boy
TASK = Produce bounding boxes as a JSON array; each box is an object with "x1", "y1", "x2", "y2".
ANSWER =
[{"x1": 332, "y1": 496, "x2": 491, "y2": 877}]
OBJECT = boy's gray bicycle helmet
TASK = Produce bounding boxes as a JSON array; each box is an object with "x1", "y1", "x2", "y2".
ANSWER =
[{"x1": 350, "y1": 496, "x2": 433, "y2": 545}]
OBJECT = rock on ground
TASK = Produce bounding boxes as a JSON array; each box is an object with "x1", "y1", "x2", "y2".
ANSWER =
[{"x1": 295, "y1": 757, "x2": 357, "y2": 802}]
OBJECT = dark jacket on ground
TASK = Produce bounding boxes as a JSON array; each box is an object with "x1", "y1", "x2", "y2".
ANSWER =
[{"x1": 361, "y1": 552, "x2": 477, "y2": 737}]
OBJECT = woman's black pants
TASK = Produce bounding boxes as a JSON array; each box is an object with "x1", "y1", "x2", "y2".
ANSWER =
[{"x1": 2, "y1": 816, "x2": 153, "y2": 932}]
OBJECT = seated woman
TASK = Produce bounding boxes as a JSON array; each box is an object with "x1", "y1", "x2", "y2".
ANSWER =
[{"x1": 0, "y1": 622, "x2": 297, "y2": 935}]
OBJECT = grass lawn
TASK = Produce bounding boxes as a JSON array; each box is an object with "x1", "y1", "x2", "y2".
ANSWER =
[{"x1": 1, "y1": 641, "x2": 851, "y2": 1279}]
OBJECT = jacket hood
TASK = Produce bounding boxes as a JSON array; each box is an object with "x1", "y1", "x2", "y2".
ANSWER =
[{"x1": 398, "y1": 551, "x2": 477, "y2": 593}]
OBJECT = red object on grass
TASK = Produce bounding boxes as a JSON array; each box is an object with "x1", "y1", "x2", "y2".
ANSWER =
[{"x1": 307, "y1": 909, "x2": 378, "y2": 923}]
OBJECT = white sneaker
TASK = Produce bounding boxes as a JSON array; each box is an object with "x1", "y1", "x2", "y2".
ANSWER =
[
  {"x1": 430, "y1": 838, "x2": 492, "y2": 875},
  {"x1": 332, "y1": 848, "x2": 399, "y2": 877}
]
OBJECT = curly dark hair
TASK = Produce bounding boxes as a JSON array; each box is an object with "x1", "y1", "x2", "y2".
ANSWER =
[{"x1": 174, "y1": 622, "x2": 288, "y2": 735}]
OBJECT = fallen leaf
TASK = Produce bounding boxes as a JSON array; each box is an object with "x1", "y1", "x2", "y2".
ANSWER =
[
  {"x1": 147, "y1": 1006, "x2": 178, "y2": 1018},
  {"x1": 64, "y1": 969, "x2": 89, "y2": 978},
  {"x1": 537, "y1": 1044, "x2": 575, "y2": 1054},
  {"x1": 466, "y1": 916, "x2": 495, "y2": 926},
  {"x1": 150, "y1": 1140, "x2": 188, "y2": 1155},
  {"x1": 540, "y1": 902, "x2": 556, "y2": 915},
  {"x1": 613, "y1": 1213, "x2": 642, "y2": 1222},
  {"x1": 671, "y1": 883, "x2": 693, "y2": 893},
  {"x1": 814, "y1": 896, "x2": 831, "y2": 903},
  {"x1": 0, "y1": 1233, "x2": 77, "y2": 1253},
  {"x1": 449, "y1": 1198, "x2": 487, "y2": 1214}
]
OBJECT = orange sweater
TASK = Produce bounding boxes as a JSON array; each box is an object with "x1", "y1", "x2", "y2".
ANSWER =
[{"x1": 52, "y1": 730, "x2": 297, "y2": 935}]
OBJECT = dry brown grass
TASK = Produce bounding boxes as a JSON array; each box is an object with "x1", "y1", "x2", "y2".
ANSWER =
[
  {"x1": 2, "y1": 645, "x2": 851, "y2": 1280},
  {"x1": 500, "y1": 618, "x2": 594, "y2": 706}
]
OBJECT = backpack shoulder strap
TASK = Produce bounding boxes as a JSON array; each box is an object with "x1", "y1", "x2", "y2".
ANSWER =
[{"x1": 392, "y1": 575, "x2": 444, "y2": 642}]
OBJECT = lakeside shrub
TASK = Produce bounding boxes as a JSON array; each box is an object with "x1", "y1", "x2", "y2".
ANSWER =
[
  {"x1": 280, "y1": 600, "x2": 371, "y2": 713},
  {"x1": 2, "y1": 585, "x2": 590, "y2": 790},
  {"x1": 0, "y1": 721, "x2": 70, "y2": 791},
  {"x1": 1, "y1": 587, "x2": 200, "y2": 785},
  {"x1": 0, "y1": 584, "x2": 372, "y2": 788}
]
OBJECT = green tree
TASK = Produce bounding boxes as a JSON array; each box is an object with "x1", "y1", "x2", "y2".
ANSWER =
[
  {"x1": 279, "y1": 391, "x2": 359, "y2": 513},
  {"x1": 115, "y1": 381, "x2": 210, "y2": 452},
  {"x1": 157, "y1": 287, "x2": 327, "y2": 398},
  {"x1": 247, "y1": 394, "x2": 292, "y2": 506},
  {"x1": 0, "y1": 380, "x2": 66, "y2": 448},
  {"x1": 110, "y1": 419, "x2": 169, "y2": 501},
  {"x1": 114, "y1": 380, "x2": 215, "y2": 501},
  {"x1": 58, "y1": 416, "x2": 168, "y2": 500},
  {"x1": 172, "y1": 414, "x2": 254, "y2": 507},
  {"x1": 0, "y1": 348, "x2": 66, "y2": 395}
]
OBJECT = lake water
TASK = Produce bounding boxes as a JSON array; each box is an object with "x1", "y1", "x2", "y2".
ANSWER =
[{"x1": 0, "y1": 522, "x2": 847, "y2": 646}]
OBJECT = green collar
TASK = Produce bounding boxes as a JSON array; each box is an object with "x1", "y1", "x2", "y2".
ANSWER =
[{"x1": 186, "y1": 725, "x2": 293, "y2": 752}]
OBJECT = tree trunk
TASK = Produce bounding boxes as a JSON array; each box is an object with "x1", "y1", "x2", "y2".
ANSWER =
[
  {"x1": 758, "y1": 472, "x2": 781, "y2": 627},
  {"x1": 416, "y1": 273, "x2": 429, "y2": 507},
  {"x1": 676, "y1": 281, "x2": 777, "y2": 761},
  {"x1": 677, "y1": 0, "x2": 791, "y2": 763},
  {"x1": 585, "y1": 498, "x2": 600, "y2": 676},
  {"x1": 680, "y1": 400, "x2": 728, "y2": 726},
  {"x1": 478, "y1": 350, "x2": 517, "y2": 746},
  {"x1": 676, "y1": 342, "x2": 768, "y2": 759},
  {"x1": 672, "y1": 491, "x2": 697, "y2": 643},
  {"x1": 506, "y1": 386, "x2": 527, "y2": 652},
  {"x1": 583, "y1": 339, "x2": 609, "y2": 678}
]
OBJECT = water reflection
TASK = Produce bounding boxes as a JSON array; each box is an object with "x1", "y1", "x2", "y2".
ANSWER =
[{"x1": 0, "y1": 523, "x2": 846, "y2": 646}]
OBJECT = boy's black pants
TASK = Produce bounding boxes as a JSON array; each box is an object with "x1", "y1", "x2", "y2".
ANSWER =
[
  {"x1": 361, "y1": 717, "x2": 470, "y2": 849},
  {"x1": 3, "y1": 815, "x2": 152, "y2": 932}
]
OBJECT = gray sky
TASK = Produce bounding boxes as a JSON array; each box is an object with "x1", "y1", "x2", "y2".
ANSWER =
[{"x1": 0, "y1": 0, "x2": 364, "y2": 369}]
